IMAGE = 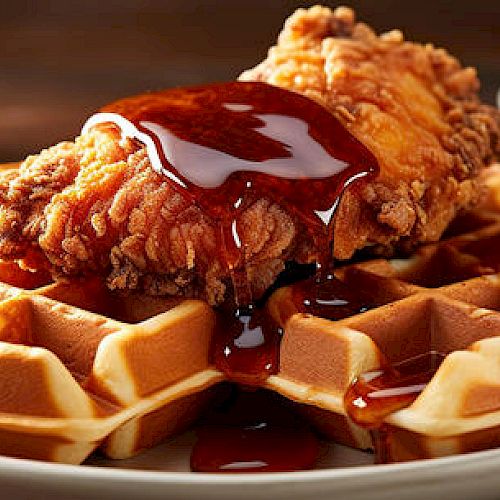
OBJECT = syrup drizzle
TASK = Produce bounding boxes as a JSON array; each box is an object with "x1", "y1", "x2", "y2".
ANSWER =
[
  {"x1": 82, "y1": 81, "x2": 379, "y2": 383},
  {"x1": 289, "y1": 272, "x2": 373, "y2": 321},
  {"x1": 345, "y1": 351, "x2": 445, "y2": 430},
  {"x1": 456, "y1": 233, "x2": 500, "y2": 275},
  {"x1": 190, "y1": 389, "x2": 320, "y2": 473},
  {"x1": 214, "y1": 304, "x2": 283, "y2": 384}
]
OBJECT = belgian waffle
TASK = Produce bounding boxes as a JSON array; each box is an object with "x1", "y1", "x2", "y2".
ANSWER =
[{"x1": 1, "y1": 162, "x2": 500, "y2": 465}]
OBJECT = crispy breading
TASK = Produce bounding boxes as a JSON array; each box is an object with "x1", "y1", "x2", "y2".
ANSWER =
[
  {"x1": 0, "y1": 125, "x2": 299, "y2": 303},
  {"x1": 240, "y1": 5, "x2": 499, "y2": 257},
  {"x1": 0, "y1": 6, "x2": 498, "y2": 303}
]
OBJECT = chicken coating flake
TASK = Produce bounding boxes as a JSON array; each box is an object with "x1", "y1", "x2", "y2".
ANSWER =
[{"x1": 0, "y1": 6, "x2": 498, "y2": 304}]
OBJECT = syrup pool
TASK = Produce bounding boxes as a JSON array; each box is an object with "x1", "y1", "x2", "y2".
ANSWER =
[{"x1": 190, "y1": 389, "x2": 320, "y2": 473}]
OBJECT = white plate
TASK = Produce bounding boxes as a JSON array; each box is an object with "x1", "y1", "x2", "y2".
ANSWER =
[{"x1": 1, "y1": 431, "x2": 500, "y2": 500}]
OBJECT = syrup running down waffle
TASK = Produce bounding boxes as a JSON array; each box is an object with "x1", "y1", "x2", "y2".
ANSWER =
[{"x1": 0, "y1": 163, "x2": 500, "y2": 465}]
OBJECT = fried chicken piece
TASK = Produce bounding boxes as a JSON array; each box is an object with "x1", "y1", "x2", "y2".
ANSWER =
[
  {"x1": 0, "y1": 125, "x2": 300, "y2": 304},
  {"x1": 0, "y1": 6, "x2": 498, "y2": 304},
  {"x1": 240, "y1": 5, "x2": 499, "y2": 258}
]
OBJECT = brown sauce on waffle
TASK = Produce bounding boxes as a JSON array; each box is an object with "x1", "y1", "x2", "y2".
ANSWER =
[
  {"x1": 83, "y1": 81, "x2": 379, "y2": 384},
  {"x1": 455, "y1": 233, "x2": 500, "y2": 275},
  {"x1": 345, "y1": 351, "x2": 445, "y2": 460},
  {"x1": 289, "y1": 272, "x2": 372, "y2": 321},
  {"x1": 190, "y1": 389, "x2": 320, "y2": 473}
]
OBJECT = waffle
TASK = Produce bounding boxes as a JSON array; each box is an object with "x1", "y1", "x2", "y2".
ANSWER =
[
  {"x1": 1, "y1": 162, "x2": 500, "y2": 465},
  {"x1": 265, "y1": 174, "x2": 500, "y2": 462},
  {"x1": 0, "y1": 264, "x2": 223, "y2": 463}
]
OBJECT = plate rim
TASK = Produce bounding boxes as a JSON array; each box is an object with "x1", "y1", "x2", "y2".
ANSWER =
[{"x1": 0, "y1": 447, "x2": 499, "y2": 485}]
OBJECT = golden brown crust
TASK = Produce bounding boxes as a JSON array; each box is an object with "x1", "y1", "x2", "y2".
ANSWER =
[
  {"x1": 240, "y1": 5, "x2": 499, "y2": 258},
  {"x1": 0, "y1": 125, "x2": 298, "y2": 304}
]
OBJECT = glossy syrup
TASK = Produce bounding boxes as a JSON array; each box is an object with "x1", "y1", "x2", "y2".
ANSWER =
[
  {"x1": 289, "y1": 272, "x2": 373, "y2": 321},
  {"x1": 456, "y1": 233, "x2": 500, "y2": 275},
  {"x1": 82, "y1": 81, "x2": 379, "y2": 383},
  {"x1": 190, "y1": 389, "x2": 320, "y2": 473},
  {"x1": 345, "y1": 351, "x2": 445, "y2": 430}
]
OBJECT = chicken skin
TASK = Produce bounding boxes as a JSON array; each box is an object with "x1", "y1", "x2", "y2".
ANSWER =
[
  {"x1": 240, "y1": 6, "x2": 499, "y2": 258},
  {"x1": 0, "y1": 6, "x2": 498, "y2": 304}
]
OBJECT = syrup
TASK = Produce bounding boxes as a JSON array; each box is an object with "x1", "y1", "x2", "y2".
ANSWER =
[
  {"x1": 190, "y1": 389, "x2": 320, "y2": 473},
  {"x1": 289, "y1": 272, "x2": 372, "y2": 321},
  {"x1": 457, "y1": 233, "x2": 500, "y2": 275},
  {"x1": 213, "y1": 304, "x2": 282, "y2": 384},
  {"x1": 345, "y1": 351, "x2": 445, "y2": 430},
  {"x1": 83, "y1": 81, "x2": 379, "y2": 383}
]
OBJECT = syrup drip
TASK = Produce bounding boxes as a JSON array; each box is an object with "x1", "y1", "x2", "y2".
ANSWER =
[
  {"x1": 345, "y1": 351, "x2": 445, "y2": 430},
  {"x1": 83, "y1": 81, "x2": 379, "y2": 383},
  {"x1": 190, "y1": 389, "x2": 320, "y2": 473},
  {"x1": 214, "y1": 304, "x2": 282, "y2": 384},
  {"x1": 289, "y1": 272, "x2": 372, "y2": 321},
  {"x1": 457, "y1": 233, "x2": 500, "y2": 274}
]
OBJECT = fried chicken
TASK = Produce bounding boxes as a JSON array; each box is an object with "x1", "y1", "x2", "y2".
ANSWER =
[
  {"x1": 0, "y1": 125, "x2": 301, "y2": 304},
  {"x1": 0, "y1": 6, "x2": 498, "y2": 304},
  {"x1": 240, "y1": 6, "x2": 499, "y2": 258}
]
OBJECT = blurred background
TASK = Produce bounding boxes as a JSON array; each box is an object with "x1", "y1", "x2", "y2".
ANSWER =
[{"x1": 1, "y1": 0, "x2": 499, "y2": 162}]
